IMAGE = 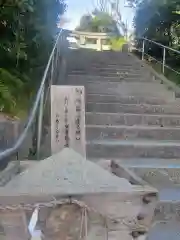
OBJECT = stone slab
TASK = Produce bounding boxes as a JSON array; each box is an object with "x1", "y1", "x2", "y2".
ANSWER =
[
  {"x1": 87, "y1": 139, "x2": 180, "y2": 159},
  {"x1": 86, "y1": 94, "x2": 170, "y2": 105},
  {"x1": 106, "y1": 158, "x2": 180, "y2": 169},
  {"x1": 86, "y1": 125, "x2": 180, "y2": 141},
  {"x1": 51, "y1": 85, "x2": 86, "y2": 157},
  {"x1": 86, "y1": 112, "x2": 180, "y2": 127},
  {"x1": 87, "y1": 102, "x2": 180, "y2": 115},
  {"x1": 68, "y1": 81, "x2": 174, "y2": 98},
  {"x1": 68, "y1": 74, "x2": 152, "y2": 82},
  {"x1": 132, "y1": 169, "x2": 176, "y2": 189},
  {"x1": 111, "y1": 160, "x2": 148, "y2": 186}
]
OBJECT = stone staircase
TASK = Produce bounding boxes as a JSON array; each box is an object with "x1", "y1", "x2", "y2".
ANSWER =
[
  {"x1": 67, "y1": 50, "x2": 180, "y2": 162},
  {"x1": 67, "y1": 49, "x2": 180, "y2": 239},
  {"x1": 1, "y1": 49, "x2": 180, "y2": 240}
]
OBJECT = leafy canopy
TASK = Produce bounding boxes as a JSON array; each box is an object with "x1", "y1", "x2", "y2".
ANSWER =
[
  {"x1": 76, "y1": 10, "x2": 120, "y2": 35},
  {"x1": 0, "y1": 0, "x2": 66, "y2": 115}
]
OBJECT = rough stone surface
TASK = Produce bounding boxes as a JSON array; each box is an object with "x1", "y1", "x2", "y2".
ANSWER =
[
  {"x1": 86, "y1": 125, "x2": 180, "y2": 141},
  {"x1": 0, "y1": 149, "x2": 133, "y2": 201},
  {"x1": 44, "y1": 204, "x2": 84, "y2": 240},
  {"x1": 87, "y1": 102, "x2": 180, "y2": 115},
  {"x1": 86, "y1": 94, "x2": 169, "y2": 105},
  {"x1": 87, "y1": 139, "x2": 180, "y2": 159},
  {"x1": 70, "y1": 81, "x2": 174, "y2": 98},
  {"x1": 86, "y1": 112, "x2": 180, "y2": 127}
]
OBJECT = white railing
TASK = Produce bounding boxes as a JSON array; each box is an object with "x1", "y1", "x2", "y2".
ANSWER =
[{"x1": 137, "y1": 38, "x2": 180, "y2": 75}]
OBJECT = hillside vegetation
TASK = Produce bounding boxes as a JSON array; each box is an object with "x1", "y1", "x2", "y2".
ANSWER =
[{"x1": 0, "y1": 0, "x2": 66, "y2": 116}]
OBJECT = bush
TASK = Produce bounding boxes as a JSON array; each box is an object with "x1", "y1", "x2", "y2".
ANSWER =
[
  {"x1": 110, "y1": 37, "x2": 127, "y2": 51},
  {"x1": 0, "y1": 68, "x2": 24, "y2": 114}
]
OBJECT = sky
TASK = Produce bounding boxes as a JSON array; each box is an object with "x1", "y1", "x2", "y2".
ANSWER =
[{"x1": 64, "y1": 0, "x2": 135, "y2": 32}]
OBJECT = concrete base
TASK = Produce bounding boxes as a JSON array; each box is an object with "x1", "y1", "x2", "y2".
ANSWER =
[{"x1": 0, "y1": 149, "x2": 158, "y2": 240}]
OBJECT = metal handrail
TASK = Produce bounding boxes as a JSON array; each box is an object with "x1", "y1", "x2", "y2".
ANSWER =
[
  {"x1": 0, "y1": 29, "x2": 63, "y2": 161},
  {"x1": 136, "y1": 37, "x2": 180, "y2": 75},
  {"x1": 142, "y1": 38, "x2": 180, "y2": 55}
]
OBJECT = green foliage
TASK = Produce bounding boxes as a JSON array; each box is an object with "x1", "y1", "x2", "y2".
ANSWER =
[
  {"x1": 0, "y1": 68, "x2": 23, "y2": 113},
  {"x1": 134, "y1": 0, "x2": 180, "y2": 44},
  {"x1": 76, "y1": 11, "x2": 119, "y2": 35},
  {"x1": 133, "y1": 0, "x2": 180, "y2": 83},
  {"x1": 0, "y1": 0, "x2": 66, "y2": 115},
  {"x1": 110, "y1": 37, "x2": 127, "y2": 51}
]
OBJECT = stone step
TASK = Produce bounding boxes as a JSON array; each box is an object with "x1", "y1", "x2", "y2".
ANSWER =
[
  {"x1": 86, "y1": 139, "x2": 180, "y2": 159},
  {"x1": 99, "y1": 159, "x2": 180, "y2": 225},
  {"x1": 131, "y1": 168, "x2": 180, "y2": 222},
  {"x1": 91, "y1": 64, "x2": 144, "y2": 69},
  {"x1": 68, "y1": 75, "x2": 154, "y2": 83},
  {"x1": 93, "y1": 59, "x2": 138, "y2": 64},
  {"x1": 68, "y1": 68, "x2": 150, "y2": 75},
  {"x1": 68, "y1": 60, "x2": 145, "y2": 69},
  {"x1": 70, "y1": 65, "x2": 145, "y2": 72},
  {"x1": 148, "y1": 222, "x2": 180, "y2": 240},
  {"x1": 87, "y1": 103, "x2": 180, "y2": 115},
  {"x1": 86, "y1": 125, "x2": 180, "y2": 141},
  {"x1": 68, "y1": 72, "x2": 151, "y2": 80},
  {"x1": 86, "y1": 112, "x2": 180, "y2": 127},
  {"x1": 132, "y1": 168, "x2": 176, "y2": 188},
  {"x1": 69, "y1": 81, "x2": 174, "y2": 98},
  {"x1": 86, "y1": 94, "x2": 171, "y2": 105},
  {"x1": 90, "y1": 158, "x2": 180, "y2": 169},
  {"x1": 68, "y1": 66, "x2": 147, "y2": 74},
  {"x1": 98, "y1": 159, "x2": 180, "y2": 224}
]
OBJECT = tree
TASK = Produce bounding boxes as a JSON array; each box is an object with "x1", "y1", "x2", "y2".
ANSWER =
[
  {"x1": 133, "y1": 0, "x2": 180, "y2": 82},
  {"x1": 76, "y1": 11, "x2": 120, "y2": 35},
  {"x1": 0, "y1": 0, "x2": 66, "y2": 114},
  {"x1": 134, "y1": 0, "x2": 180, "y2": 44}
]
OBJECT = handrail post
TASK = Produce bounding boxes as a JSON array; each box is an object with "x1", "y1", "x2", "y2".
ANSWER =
[
  {"x1": 37, "y1": 86, "x2": 45, "y2": 159},
  {"x1": 162, "y1": 47, "x2": 166, "y2": 74},
  {"x1": 142, "y1": 39, "x2": 145, "y2": 60}
]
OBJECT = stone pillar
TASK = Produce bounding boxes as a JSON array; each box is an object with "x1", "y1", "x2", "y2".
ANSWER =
[
  {"x1": 80, "y1": 35, "x2": 85, "y2": 45},
  {"x1": 97, "y1": 38, "x2": 102, "y2": 51},
  {"x1": 0, "y1": 209, "x2": 30, "y2": 240},
  {"x1": 51, "y1": 86, "x2": 86, "y2": 157}
]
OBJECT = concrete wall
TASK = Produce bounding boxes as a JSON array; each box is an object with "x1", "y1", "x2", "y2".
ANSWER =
[
  {"x1": 0, "y1": 120, "x2": 19, "y2": 151},
  {"x1": 0, "y1": 119, "x2": 33, "y2": 161}
]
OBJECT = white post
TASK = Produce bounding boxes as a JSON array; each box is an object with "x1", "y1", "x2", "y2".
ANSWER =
[
  {"x1": 142, "y1": 40, "x2": 145, "y2": 60},
  {"x1": 162, "y1": 47, "x2": 166, "y2": 74}
]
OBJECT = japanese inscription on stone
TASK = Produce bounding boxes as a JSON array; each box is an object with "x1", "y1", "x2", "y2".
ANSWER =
[
  {"x1": 75, "y1": 88, "x2": 82, "y2": 141},
  {"x1": 51, "y1": 86, "x2": 86, "y2": 157},
  {"x1": 64, "y1": 96, "x2": 69, "y2": 147},
  {"x1": 55, "y1": 114, "x2": 60, "y2": 143}
]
